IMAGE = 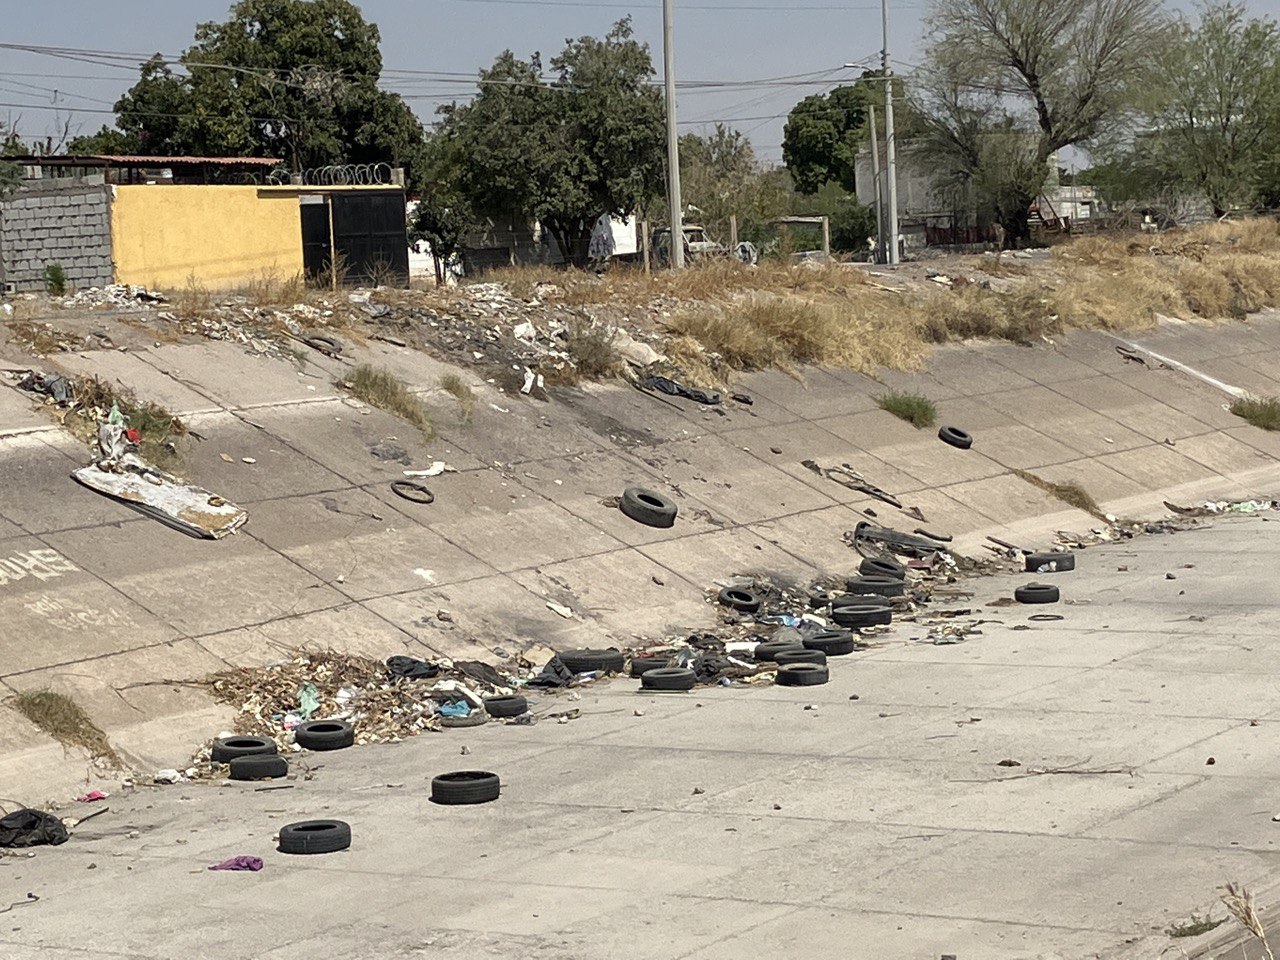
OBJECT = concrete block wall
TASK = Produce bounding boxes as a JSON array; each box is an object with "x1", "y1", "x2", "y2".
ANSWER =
[{"x1": 0, "y1": 180, "x2": 113, "y2": 292}]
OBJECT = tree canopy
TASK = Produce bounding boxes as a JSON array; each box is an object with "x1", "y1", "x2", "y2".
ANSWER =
[
  {"x1": 70, "y1": 0, "x2": 427, "y2": 182},
  {"x1": 679, "y1": 124, "x2": 791, "y2": 246},
  {"x1": 437, "y1": 18, "x2": 665, "y2": 266}
]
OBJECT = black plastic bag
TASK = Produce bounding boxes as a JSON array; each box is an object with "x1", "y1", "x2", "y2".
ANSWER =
[{"x1": 0, "y1": 809, "x2": 68, "y2": 848}]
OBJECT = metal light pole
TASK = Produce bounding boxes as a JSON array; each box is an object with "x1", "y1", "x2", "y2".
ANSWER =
[
  {"x1": 663, "y1": 0, "x2": 686, "y2": 269},
  {"x1": 881, "y1": 0, "x2": 901, "y2": 265},
  {"x1": 868, "y1": 103, "x2": 884, "y2": 264}
]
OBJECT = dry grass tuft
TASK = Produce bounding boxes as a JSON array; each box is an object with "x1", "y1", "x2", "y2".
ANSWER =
[
  {"x1": 1230, "y1": 396, "x2": 1280, "y2": 431},
  {"x1": 1013, "y1": 468, "x2": 1106, "y2": 520},
  {"x1": 439, "y1": 372, "x2": 475, "y2": 421},
  {"x1": 342, "y1": 365, "x2": 434, "y2": 440},
  {"x1": 11, "y1": 690, "x2": 121, "y2": 766},
  {"x1": 877, "y1": 392, "x2": 937, "y2": 428},
  {"x1": 1223, "y1": 882, "x2": 1276, "y2": 960},
  {"x1": 667, "y1": 291, "x2": 922, "y2": 375},
  {"x1": 562, "y1": 321, "x2": 623, "y2": 381},
  {"x1": 918, "y1": 285, "x2": 1066, "y2": 343},
  {"x1": 242, "y1": 271, "x2": 306, "y2": 306}
]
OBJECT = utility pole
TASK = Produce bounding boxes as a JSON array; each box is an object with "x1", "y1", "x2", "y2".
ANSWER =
[
  {"x1": 881, "y1": 0, "x2": 901, "y2": 265},
  {"x1": 868, "y1": 103, "x2": 884, "y2": 264},
  {"x1": 663, "y1": 0, "x2": 686, "y2": 269}
]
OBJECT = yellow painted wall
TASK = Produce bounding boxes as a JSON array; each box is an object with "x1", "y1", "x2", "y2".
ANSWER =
[{"x1": 110, "y1": 186, "x2": 304, "y2": 290}]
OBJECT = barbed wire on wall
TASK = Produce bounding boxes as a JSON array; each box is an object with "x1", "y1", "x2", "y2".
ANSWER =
[{"x1": 299, "y1": 163, "x2": 394, "y2": 186}]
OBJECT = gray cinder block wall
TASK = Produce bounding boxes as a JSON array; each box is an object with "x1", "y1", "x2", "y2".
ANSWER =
[{"x1": 0, "y1": 180, "x2": 114, "y2": 292}]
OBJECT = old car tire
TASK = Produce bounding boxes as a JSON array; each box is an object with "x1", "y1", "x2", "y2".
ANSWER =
[
  {"x1": 278, "y1": 819, "x2": 351, "y2": 854},
  {"x1": 831, "y1": 604, "x2": 892, "y2": 629},
  {"x1": 640, "y1": 667, "x2": 697, "y2": 692},
  {"x1": 630, "y1": 655, "x2": 670, "y2": 677},
  {"x1": 1025, "y1": 551, "x2": 1076, "y2": 573},
  {"x1": 620, "y1": 486, "x2": 677, "y2": 528},
  {"x1": 211, "y1": 736, "x2": 277, "y2": 764},
  {"x1": 831, "y1": 593, "x2": 894, "y2": 609},
  {"x1": 803, "y1": 631, "x2": 857, "y2": 656},
  {"x1": 1015, "y1": 582, "x2": 1061, "y2": 604},
  {"x1": 229, "y1": 754, "x2": 288, "y2": 781},
  {"x1": 483, "y1": 695, "x2": 527, "y2": 718},
  {"x1": 844, "y1": 575, "x2": 905, "y2": 598},
  {"x1": 860, "y1": 556, "x2": 906, "y2": 580},
  {"x1": 294, "y1": 720, "x2": 354, "y2": 751},
  {"x1": 776, "y1": 663, "x2": 830, "y2": 687},
  {"x1": 754, "y1": 641, "x2": 805, "y2": 662},
  {"x1": 809, "y1": 590, "x2": 837, "y2": 610},
  {"x1": 441, "y1": 711, "x2": 488, "y2": 728},
  {"x1": 431, "y1": 771, "x2": 501, "y2": 805},
  {"x1": 775, "y1": 649, "x2": 827, "y2": 667},
  {"x1": 939, "y1": 426, "x2": 973, "y2": 450},
  {"x1": 717, "y1": 587, "x2": 761, "y2": 613},
  {"x1": 558, "y1": 648, "x2": 625, "y2": 674}
]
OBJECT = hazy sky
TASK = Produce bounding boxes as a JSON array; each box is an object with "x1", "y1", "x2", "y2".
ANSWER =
[{"x1": 0, "y1": 0, "x2": 1276, "y2": 166}]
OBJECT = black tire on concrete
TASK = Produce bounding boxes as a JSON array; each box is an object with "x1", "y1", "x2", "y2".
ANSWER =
[
  {"x1": 844, "y1": 575, "x2": 905, "y2": 598},
  {"x1": 431, "y1": 771, "x2": 501, "y2": 805},
  {"x1": 717, "y1": 587, "x2": 762, "y2": 613},
  {"x1": 803, "y1": 631, "x2": 857, "y2": 656},
  {"x1": 831, "y1": 594, "x2": 893, "y2": 609},
  {"x1": 1025, "y1": 552, "x2": 1076, "y2": 573},
  {"x1": 831, "y1": 605, "x2": 892, "y2": 629},
  {"x1": 860, "y1": 556, "x2": 907, "y2": 580},
  {"x1": 294, "y1": 721, "x2": 355, "y2": 751},
  {"x1": 441, "y1": 711, "x2": 488, "y2": 728},
  {"x1": 939, "y1": 426, "x2": 973, "y2": 450},
  {"x1": 229, "y1": 754, "x2": 288, "y2": 781},
  {"x1": 753, "y1": 641, "x2": 805, "y2": 663},
  {"x1": 483, "y1": 696, "x2": 527, "y2": 718},
  {"x1": 620, "y1": 487, "x2": 678, "y2": 528},
  {"x1": 278, "y1": 820, "x2": 351, "y2": 854},
  {"x1": 1015, "y1": 582, "x2": 1061, "y2": 605},
  {"x1": 809, "y1": 590, "x2": 836, "y2": 610},
  {"x1": 211, "y1": 736, "x2": 277, "y2": 764},
  {"x1": 558, "y1": 648, "x2": 626, "y2": 674},
  {"x1": 640, "y1": 667, "x2": 697, "y2": 692},
  {"x1": 776, "y1": 663, "x2": 830, "y2": 687},
  {"x1": 775, "y1": 649, "x2": 828, "y2": 666},
  {"x1": 630, "y1": 656, "x2": 671, "y2": 678}
]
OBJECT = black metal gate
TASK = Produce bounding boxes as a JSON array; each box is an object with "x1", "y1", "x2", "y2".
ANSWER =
[{"x1": 300, "y1": 189, "x2": 409, "y2": 287}]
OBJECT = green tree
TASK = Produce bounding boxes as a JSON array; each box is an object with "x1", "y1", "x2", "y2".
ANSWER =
[
  {"x1": 782, "y1": 84, "x2": 868, "y2": 194},
  {"x1": 679, "y1": 124, "x2": 791, "y2": 246},
  {"x1": 440, "y1": 19, "x2": 665, "y2": 267},
  {"x1": 798, "y1": 182, "x2": 877, "y2": 253},
  {"x1": 1144, "y1": 2, "x2": 1280, "y2": 214},
  {"x1": 924, "y1": 0, "x2": 1168, "y2": 236},
  {"x1": 68, "y1": 0, "x2": 427, "y2": 181},
  {"x1": 0, "y1": 124, "x2": 22, "y2": 198}
]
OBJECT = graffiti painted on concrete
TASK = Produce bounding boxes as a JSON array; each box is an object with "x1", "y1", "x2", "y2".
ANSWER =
[
  {"x1": 22, "y1": 594, "x2": 137, "y2": 631},
  {"x1": 0, "y1": 549, "x2": 79, "y2": 587}
]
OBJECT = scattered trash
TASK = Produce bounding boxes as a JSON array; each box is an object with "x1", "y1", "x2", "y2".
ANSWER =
[
  {"x1": 74, "y1": 791, "x2": 108, "y2": 803},
  {"x1": 546, "y1": 601, "x2": 575, "y2": 619},
  {"x1": 391, "y1": 481, "x2": 435, "y2": 504},
  {"x1": 208, "y1": 856, "x2": 264, "y2": 872},
  {"x1": 802, "y1": 460, "x2": 902, "y2": 508},
  {"x1": 386, "y1": 656, "x2": 440, "y2": 681},
  {"x1": 0, "y1": 809, "x2": 68, "y2": 848},
  {"x1": 641, "y1": 374, "x2": 721, "y2": 406},
  {"x1": 72, "y1": 462, "x2": 247, "y2": 540},
  {"x1": 153, "y1": 769, "x2": 184, "y2": 785}
]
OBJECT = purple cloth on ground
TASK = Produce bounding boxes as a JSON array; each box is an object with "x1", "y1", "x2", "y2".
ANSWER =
[{"x1": 208, "y1": 856, "x2": 264, "y2": 872}]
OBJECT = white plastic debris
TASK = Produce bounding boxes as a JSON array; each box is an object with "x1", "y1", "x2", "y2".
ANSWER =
[
  {"x1": 403, "y1": 462, "x2": 456, "y2": 478},
  {"x1": 546, "y1": 601, "x2": 574, "y2": 619}
]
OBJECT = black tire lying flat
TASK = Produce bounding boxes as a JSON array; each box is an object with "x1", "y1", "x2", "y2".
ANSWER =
[
  {"x1": 831, "y1": 604, "x2": 892, "y2": 629},
  {"x1": 1025, "y1": 551, "x2": 1076, "y2": 573},
  {"x1": 776, "y1": 663, "x2": 830, "y2": 687},
  {"x1": 803, "y1": 630, "x2": 857, "y2": 656},
  {"x1": 229, "y1": 754, "x2": 288, "y2": 781},
  {"x1": 809, "y1": 590, "x2": 836, "y2": 610},
  {"x1": 1015, "y1": 582, "x2": 1060, "y2": 604},
  {"x1": 558, "y1": 648, "x2": 626, "y2": 674},
  {"x1": 775, "y1": 649, "x2": 827, "y2": 666},
  {"x1": 441, "y1": 711, "x2": 487, "y2": 728},
  {"x1": 844, "y1": 575, "x2": 905, "y2": 598},
  {"x1": 640, "y1": 667, "x2": 697, "y2": 692},
  {"x1": 939, "y1": 426, "x2": 973, "y2": 450},
  {"x1": 630, "y1": 656, "x2": 670, "y2": 677},
  {"x1": 754, "y1": 641, "x2": 805, "y2": 662},
  {"x1": 431, "y1": 771, "x2": 501, "y2": 805},
  {"x1": 718, "y1": 587, "x2": 761, "y2": 613},
  {"x1": 294, "y1": 720, "x2": 354, "y2": 751},
  {"x1": 278, "y1": 820, "x2": 351, "y2": 854},
  {"x1": 483, "y1": 695, "x2": 527, "y2": 718},
  {"x1": 860, "y1": 556, "x2": 907, "y2": 580},
  {"x1": 211, "y1": 736, "x2": 277, "y2": 764},
  {"x1": 831, "y1": 594, "x2": 892, "y2": 609},
  {"x1": 620, "y1": 487, "x2": 678, "y2": 528}
]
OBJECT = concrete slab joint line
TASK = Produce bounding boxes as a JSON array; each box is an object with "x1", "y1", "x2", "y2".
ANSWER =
[{"x1": 1112, "y1": 334, "x2": 1249, "y2": 399}]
